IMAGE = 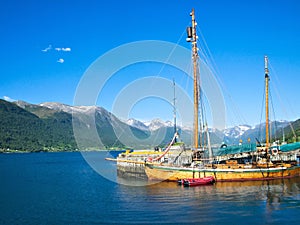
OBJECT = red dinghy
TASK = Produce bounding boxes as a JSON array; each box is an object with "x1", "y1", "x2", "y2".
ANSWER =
[{"x1": 182, "y1": 176, "x2": 215, "y2": 187}]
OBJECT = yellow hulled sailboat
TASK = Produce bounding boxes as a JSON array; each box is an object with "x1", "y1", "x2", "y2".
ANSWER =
[{"x1": 145, "y1": 9, "x2": 300, "y2": 182}]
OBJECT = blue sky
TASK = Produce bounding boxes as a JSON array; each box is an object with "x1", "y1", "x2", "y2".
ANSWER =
[{"x1": 0, "y1": 0, "x2": 299, "y2": 127}]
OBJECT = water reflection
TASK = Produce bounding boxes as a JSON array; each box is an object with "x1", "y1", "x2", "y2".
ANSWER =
[
  {"x1": 119, "y1": 177, "x2": 300, "y2": 199},
  {"x1": 111, "y1": 147, "x2": 300, "y2": 224},
  {"x1": 115, "y1": 176, "x2": 300, "y2": 223}
]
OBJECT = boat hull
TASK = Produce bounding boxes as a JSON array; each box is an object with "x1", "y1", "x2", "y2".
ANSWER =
[
  {"x1": 145, "y1": 164, "x2": 300, "y2": 182},
  {"x1": 182, "y1": 176, "x2": 215, "y2": 186}
]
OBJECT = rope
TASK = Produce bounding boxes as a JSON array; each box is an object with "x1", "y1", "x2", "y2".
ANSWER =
[{"x1": 147, "y1": 132, "x2": 178, "y2": 162}]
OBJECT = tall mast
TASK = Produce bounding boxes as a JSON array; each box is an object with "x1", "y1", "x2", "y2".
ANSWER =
[
  {"x1": 265, "y1": 56, "x2": 270, "y2": 148},
  {"x1": 173, "y1": 78, "x2": 177, "y2": 143},
  {"x1": 187, "y1": 8, "x2": 199, "y2": 149}
]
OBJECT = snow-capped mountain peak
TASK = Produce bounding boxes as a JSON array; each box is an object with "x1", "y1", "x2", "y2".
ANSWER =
[
  {"x1": 224, "y1": 125, "x2": 252, "y2": 139},
  {"x1": 127, "y1": 118, "x2": 149, "y2": 131},
  {"x1": 14, "y1": 100, "x2": 32, "y2": 109},
  {"x1": 39, "y1": 102, "x2": 104, "y2": 115},
  {"x1": 39, "y1": 102, "x2": 73, "y2": 113},
  {"x1": 145, "y1": 118, "x2": 173, "y2": 131},
  {"x1": 126, "y1": 118, "x2": 174, "y2": 131}
]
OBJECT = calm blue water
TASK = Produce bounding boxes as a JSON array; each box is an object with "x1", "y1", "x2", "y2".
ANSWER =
[{"x1": 0, "y1": 152, "x2": 300, "y2": 224}]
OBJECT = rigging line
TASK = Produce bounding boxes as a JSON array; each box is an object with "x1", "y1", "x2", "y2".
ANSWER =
[
  {"x1": 197, "y1": 25, "x2": 225, "y2": 89},
  {"x1": 268, "y1": 61, "x2": 296, "y2": 120},
  {"x1": 220, "y1": 82, "x2": 248, "y2": 126},
  {"x1": 198, "y1": 21, "x2": 252, "y2": 128},
  {"x1": 193, "y1": 46, "x2": 211, "y2": 126},
  {"x1": 197, "y1": 28, "x2": 219, "y2": 77},
  {"x1": 185, "y1": 60, "x2": 193, "y2": 92},
  {"x1": 268, "y1": 61, "x2": 297, "y2": 139},
  {"x1": 269, "y1": 90, "x2": 278, "y2": 141},
  {"x1": 196, "y1": 26, "x2": 215, "y2": 71},
  {"x1": 151, "y1": 25, "x2": 189, "y2": 82},
  {"x1": 200, "y1": 62, "x2": 248, "y2": 126},
  {"x1": 131, "y1": 26, "x2": 190, "y2": 113},
  {"x1": 198, "y1": 19, "x2": 247, "y2": 132},
  {"x1": 194, "y1": 30, "x2": 215, "y2": 95},
  {"x1": 268, "y1": 61, "x2": 296, "y2": 118},
  {"x1": 197, "y1": 27, "x2": 249, "y2": 127},
  {"x1": 147, "y1": 25, "x2": 192, "y2": 125},
  {"x1": 182, "y1": 51, "x2": 193, "y2": 98},
  {"x1": 199, "y1": 89, "x2": 205, "y2": 147},
  {"x1": 200, "y1": 90, "x2": 209, "y2": 146},
  {"x1": 201, "y1": 96, "x2": 208, "y2": 126},
  {"x1": 180, "y1": 51, "x2": 194, "y2": 131},
  {"x1": 259, "y1": 83, "x2": 265, "y2": 143}
]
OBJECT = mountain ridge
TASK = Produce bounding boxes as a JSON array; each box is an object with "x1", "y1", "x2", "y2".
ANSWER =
[{"x1": 1, "y1": 99, "x2": 299, "y2": 151}]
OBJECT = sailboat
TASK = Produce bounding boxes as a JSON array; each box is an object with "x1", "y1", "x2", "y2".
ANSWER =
[{"x1": 144, "y1": 9, "x2": 300, "y2": 182}]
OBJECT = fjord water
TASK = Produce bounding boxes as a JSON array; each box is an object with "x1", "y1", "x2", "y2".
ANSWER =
[{"x1": 1, "y1": 152, "x2": 299, "y2": 224}]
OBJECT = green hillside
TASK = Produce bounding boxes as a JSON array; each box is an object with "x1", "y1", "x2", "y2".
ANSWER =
[
  {"x1": 0, "y1": 99, "x2": 77, "y2": 151},
  {"x1": 275, "y1": 119, "x2": 300, "y2": 143},
  {"x1": 0, "y1": 100, "x2": 149, "y2": 151}
]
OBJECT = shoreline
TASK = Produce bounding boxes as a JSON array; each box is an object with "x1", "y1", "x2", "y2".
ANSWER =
[{"x1": 0, "y1": 149, "x2": 125, "y2": 154}]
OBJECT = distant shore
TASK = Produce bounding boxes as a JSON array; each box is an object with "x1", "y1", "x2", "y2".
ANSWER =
[{"x1": 0, "y1": 149, "x2": 125, "y2": 154}]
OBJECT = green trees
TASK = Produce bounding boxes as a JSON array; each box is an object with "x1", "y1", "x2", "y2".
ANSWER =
[{"x1": 0, "y1": 100, "x2": 77, "y2": 151}]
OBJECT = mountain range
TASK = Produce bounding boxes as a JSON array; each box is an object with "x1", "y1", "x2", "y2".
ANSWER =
[{"x1": 0, "y1": 99, "x2": 299, "y2": 152}]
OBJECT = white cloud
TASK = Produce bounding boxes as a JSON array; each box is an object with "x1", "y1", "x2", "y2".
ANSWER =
[
  {"x1": 42, "y1": 45, "x2": 71, "y2": 63},
  {"x1": 55, "y1": 47, "x2": 71, "y2": 52},
  {"x1": 42, "y1": 44, "x2": 52, "y2": 52},
  {"x1": 62, "y1": 47, "x2": 71, "y2": 52},
  {"x1": 3, "y1": 96, "x2": 16, "y2": 102},
  {"x1": 42, "y1": 45, "x2": 71, "y2": 53},
  {"x1": 57, "y1": 58, "x2": 64, "y2": 63}
]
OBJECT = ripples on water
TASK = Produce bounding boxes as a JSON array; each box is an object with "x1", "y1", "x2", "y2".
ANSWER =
[
  {"x1": 0, "y1": 151, "x2": 299, "y2": 224},
  {"x1": 115, "y1": 179, "x2": 300, "y2": 224}
]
